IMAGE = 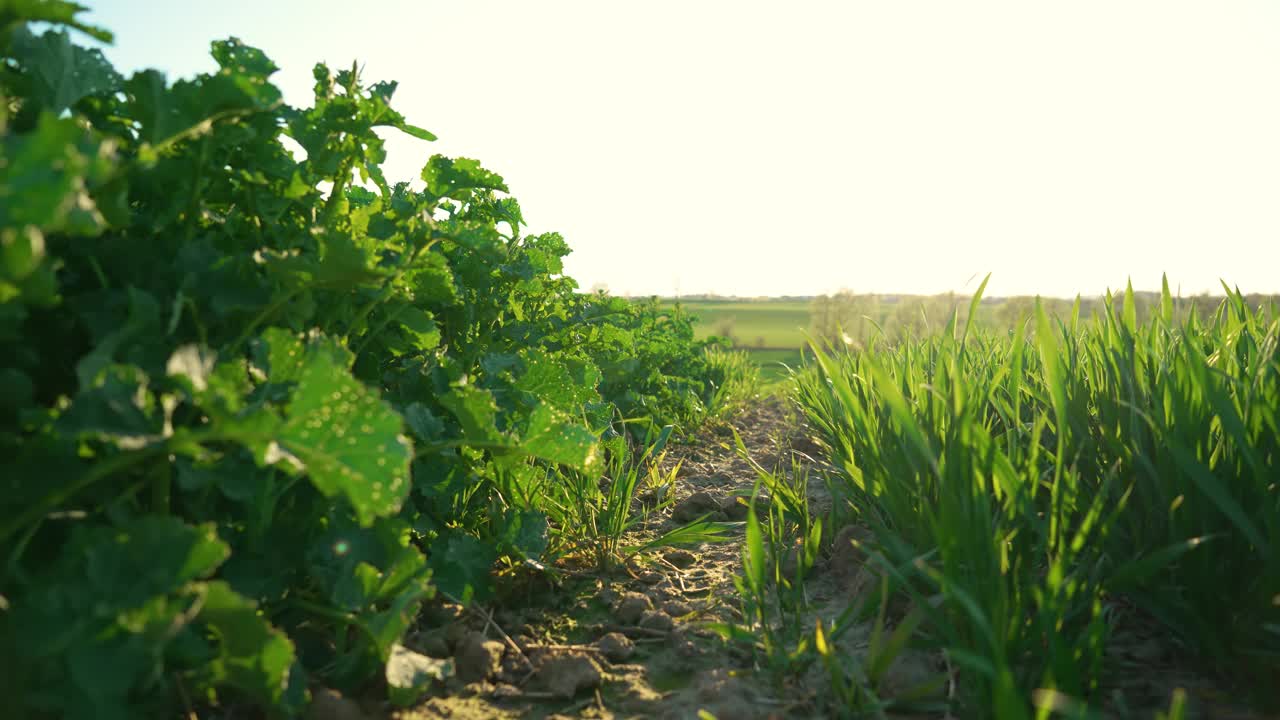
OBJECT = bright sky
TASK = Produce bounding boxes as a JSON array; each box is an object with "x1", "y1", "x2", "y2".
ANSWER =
[{"x1": 82, "y1": 1, "x2": 1279, "y2": 298}]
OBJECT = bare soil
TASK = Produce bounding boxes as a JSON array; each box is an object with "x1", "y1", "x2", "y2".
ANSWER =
[
  {"x1": 383, "y1": 398, "x2": 821, "y2": 719},
  {"x1": 305, "y1": 398, "x2": 1271, "y2": 720}
]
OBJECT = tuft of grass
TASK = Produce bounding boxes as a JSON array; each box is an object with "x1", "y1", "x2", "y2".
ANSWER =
[
  {"x1": 542, "y1": 425, "x2": 733, "y2": 571},
  {"x1": 705, "y1": 347, "x2": 764, "y2": 417},
  {"x1": 790, "y1": 276, "x2": 1279, "y2": 717}
]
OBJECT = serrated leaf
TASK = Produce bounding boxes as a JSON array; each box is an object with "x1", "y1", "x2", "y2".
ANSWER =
[
  {"x1": 516, "y1": 355, "x2": 599, "y2": 410},
  {"x1": 16, "y1": 518, "x2": 231, "y2": 625},
  {"x1": 9, "y1": 26, "x2": 123, "y2": 113},
  {"x1": 56, "y1": 364, "x2": 165, "y2": 448},
  {"x1": 429, "y1": 534, "x2": 495, "y2": 604},
  {"x1": 500, "y1": 509, "x2": 549, "y2": 561},
  {"x1": 397, "y1": 306, "x2": 440, "y2": 351},
  {"x1": 1, "y1": 112, "x2": 113, "y2": 235},
  {"x1": 280, "y1": 350, "x2": 413, "y2": 525},
  {"x1": 1, "y1": 0, "x2": 114, "y2": 42},
  {"x1": 403, "y1": 402, "x2": 446, "y2": 443},
  {"x1": 439, "y1": 386, "x2": 506, "y2": 445},
  {"x1": 365, "y1": 577, "x2": 433, "y2": 659},
  {"x1": 209, "y1": 37, "x2": 282, "y2": 107},
  {"x1": 313, "y1": 229, "x2": 384, "y2": 286},
  {"x1": 74, "y1": 287, "x2": 162, "y2": 390},
  {"x1": 421, "y1": 156, "x2": 506, "y2": 199},
  {"x1": 522, "y1": 403, "x2": 598, "y2": 470}
]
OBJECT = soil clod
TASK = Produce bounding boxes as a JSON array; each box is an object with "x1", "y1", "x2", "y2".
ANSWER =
[
  {"x1": 306, "y1": 687, "x2": 366, "y2": 720},
  {"x1": 663, "y1": 548, "x2": 697, "y2": 568},
  {"x1": 662, "y1": 599, "x2": 694, "y2": 617},
  {"x1": 613, "y1": 592, "x2": 653, "y2": 624},
  {"x1": 532, "y1": 652, "x2": 604, "y2": 698},
  {"x1": 636, "y1": 570, "x2": 664, "y2": 585},
  {"x1": 454, "y1": 632, "x2": 505, "y2": 683},
  {"x1": 672, "y1": 491, "x2": 721, "y2": 522},
  {"x1": 638, "y1": 609, "x2": 675, "y2": 632},
  {"x1": 595, "y1": 631, "x2": 635, "y2": 662}
]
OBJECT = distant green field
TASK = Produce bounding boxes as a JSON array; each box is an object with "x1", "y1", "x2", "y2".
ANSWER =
[
  {"x1": 675, "y1": 300, "x2": 810, "y2": 348},
  {"x1": 667, "y1": 299, "x2": 811, "y2": 380},
  {"x1": 741, "y1": 347, "x2": 806, "y2": 380}
]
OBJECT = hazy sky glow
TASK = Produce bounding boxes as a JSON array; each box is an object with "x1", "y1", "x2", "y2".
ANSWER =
[{"x1": 83, "y1": 1, "x2": 1279, "y2": 298}]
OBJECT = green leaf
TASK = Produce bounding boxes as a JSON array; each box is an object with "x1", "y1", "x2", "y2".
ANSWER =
[
  {"x1": 74, "y1": 287, "x2": 162, "y2": 390},
  {"x1": 1161, "y1": 273, "x2": 1174, "y2": 325},
  {"x1": 124, "y1": 69, "x2": 186, "y2": 146},
  {"x1": 0, "y1": 366, "x2": 35, "y2": 411},
  {"x1": 0, "y1": 112, "x2": 113, "y2": 235},
  {"x1": 397, "y1": 306, "x2": 440, "y2": 351},
  {"x1": 1165, "y1": 442, "x2": 1266, "y2": 550},
  {"x1": 256, "y1": 326, "x2": 310, "y2": 383},
  {"x1": 421, "y1": 156, "x2": 506, "y2": 199},
  {"x1": 403, "y1": 402, "x2": 446, "y2": 442},
  {"x1": 439, "y1": 386, "x2": 506, "y2": 445},
  {"x1": 500, "y1": 509, "x2": 549, "y2": 561},
  {"x1": 0, "y1": 0, "x2": 114, "y2": 42},
  {"x1": 394, "y1": 123, "x2": 437, "y2": 142},
  {"x1": 1108, "y1": 536, "x2": 1214, "y2": 590},
  {"x1": 1123, "y1": 278, "x2": 1137, "y2": 332},
  {"x1": 429, "y1": 533, "x2": 495, "y2": 604},
  {"x1": 743, "y1": 504, "x2": 765, "y2": 595},
  {"x1": 280, "y1": 350, "x2": 413, "y2": 525},
  {"x1": 313, "y1": 229, "x2": 384, "y2": 286},
  {"x1": 9, "y1": 26, "x2": 123, "y2": 113},
  {"x1": 56, "y1": 364, "x2": 165, "y2": 448},
  {"x1": 209, "y1": 37, "x2": 282, "y2": 107},
  {"x1": 14, "y1": 518, "x2": 229, "y2": 641},
  {"x1": 521, "y1": 403, "x2": 598, "y2": 470},
  {"x1": 196, "y1": 581, "x2": 296, "y2": 707},
  {"x1": 516, "y1": 355, "x2": 600, "y2": 410}
]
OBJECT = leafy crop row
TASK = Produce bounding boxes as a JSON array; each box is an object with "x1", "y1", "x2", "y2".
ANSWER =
[{"x1": 0, "y1": 3, "x2": 745, "y2": 716}]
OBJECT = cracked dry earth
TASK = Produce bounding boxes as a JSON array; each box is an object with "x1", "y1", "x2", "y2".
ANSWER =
[{"x1": 304, "y1": 397, "x2": 905, "y2": 720}]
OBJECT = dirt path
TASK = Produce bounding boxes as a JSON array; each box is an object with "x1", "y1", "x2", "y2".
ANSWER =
[{"x1": 374, "y1": 398, "x2": 821, "y2": 720}]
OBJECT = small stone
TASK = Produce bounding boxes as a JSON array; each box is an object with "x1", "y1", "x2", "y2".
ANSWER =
[
  {"x1": 672, "y1": 491, "x2": 721, "y2": 522},
  {"x1": 829, "y1": 524, "x2": 874, "y2": 586},
  {"x1": 534, "y1": 653, "x2": 604, "y2": 698},
  {"x1": 454, "y1": 632, "x2": 505, "y2": 683},
  {"x1": 663, "y1": 548, "x2": 697, "y2": 568},
  {"x1": 662, "y1": 600, "x2": 694, "y2": 617},
  {"x1": 613, "y1": 592, "x2": 653, "y2": 625},
  {"x1": 306, "y1": 687, "x2": 365, "y2": 720},
  {"x1": 720, "y1": 493, "x2": 770, "y2": 521},
  {"x1": 595, "y1": 632, "x2": 635, "y2": 662},
  {"x1": 636, "y1": 570, "x2": 664, "y2": 585},
  {"x1": 638, "y1": 610, "x2": 674, "y2": 632}
]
